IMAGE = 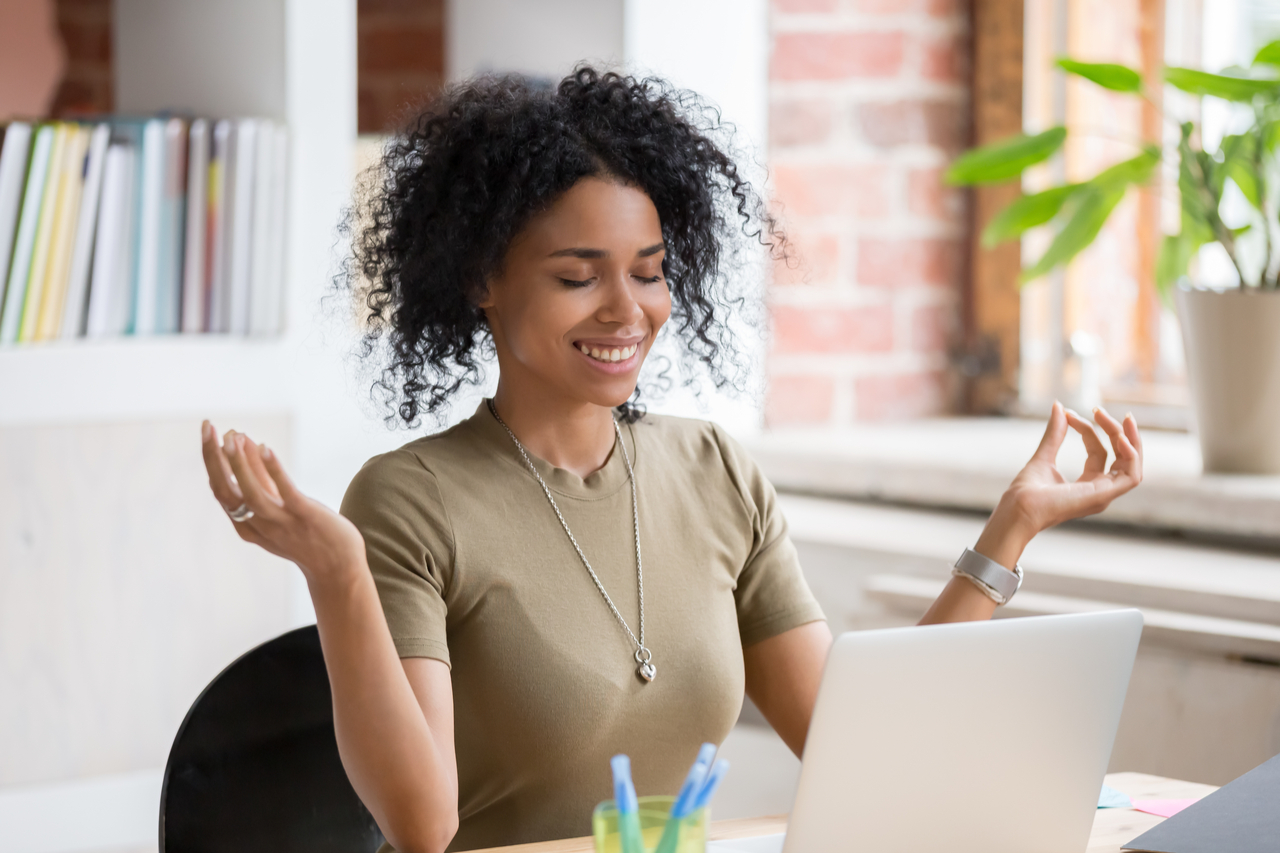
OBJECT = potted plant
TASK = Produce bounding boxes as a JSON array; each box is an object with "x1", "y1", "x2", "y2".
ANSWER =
[{"x1": 947, "y1": 46, "x2": 1280, "y2": 474}]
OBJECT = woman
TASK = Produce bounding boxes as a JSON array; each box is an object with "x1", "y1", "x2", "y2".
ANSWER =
[{"x1": 199, "y1": 69, "x2": 1143, "y2": 853}]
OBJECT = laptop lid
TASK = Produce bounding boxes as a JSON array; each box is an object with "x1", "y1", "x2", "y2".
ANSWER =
[{"x1": 782, "y1": 610, "x2": 1143, "y2": 853}]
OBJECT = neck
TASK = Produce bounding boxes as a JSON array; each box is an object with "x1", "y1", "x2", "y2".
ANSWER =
[{"x1": 490, "y1": 381, "x2": 619, "y2": 480}]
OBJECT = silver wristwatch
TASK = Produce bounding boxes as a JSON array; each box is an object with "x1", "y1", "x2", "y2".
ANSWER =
[{"x1": 952, "y1": 548, "x2": 1024, "y2": 605}]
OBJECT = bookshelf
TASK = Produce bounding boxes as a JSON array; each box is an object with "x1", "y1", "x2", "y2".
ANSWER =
[{"x1": 0, "y1": 0, "x2": 397, "y2": 506}]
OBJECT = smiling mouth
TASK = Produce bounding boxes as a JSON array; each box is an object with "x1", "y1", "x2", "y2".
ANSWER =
[{"x1": 577, "y1": 342, "x2": 639, "y2": 363}]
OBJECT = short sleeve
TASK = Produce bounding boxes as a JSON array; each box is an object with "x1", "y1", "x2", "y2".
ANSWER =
[
  {"x1": 340, "y1": 449, "x2": 455, "y2": 666},
  {"x1": 711, "y1": 425, "x2": 826, "y2": 647}
]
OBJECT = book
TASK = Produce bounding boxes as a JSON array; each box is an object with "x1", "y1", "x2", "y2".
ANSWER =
[
  {"x1": 155, "y1": 118, "x2": 188, "y2": 334},
  {"x1": 181, "y1": 118, "x2": 209, "y2": 333},
  {"x1": 249, "y1": 120, "x2": 275, "y2": 335},
  {"x1": 131, "y1": 118, "x2": 166, "y2": 335},
  {"x1": 60, "y1": 122, "x2": 111, "y2": 338},
  {"x1": 0, "y1": 122, "x2": 34, "y2": 312},
  {"x1": 36, "y1": 124, "x2": 92, "y2": 340},
  {"x1": 263, "y1": 124, "x2": 288, "y2": 334},
  {"x1": 1, "y1": 124, "x2": 54, "y2": 343},
  {"x1": 207, "y1": 119, "x2": 232, "y2": 333},
  {"x1": 17, "y1": 123, "x2": 70, "y2": 342},
  {"x1": 86, "y1": 142, "x2": 137, "y2": 338},
  {"x1": 226, "y1": 119, "x2": 257, "y2": 335}
]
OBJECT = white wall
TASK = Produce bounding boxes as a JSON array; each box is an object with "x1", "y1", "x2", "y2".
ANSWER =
[{"x1": 446, "y1": 0, "x2": 624, "y2": 82}]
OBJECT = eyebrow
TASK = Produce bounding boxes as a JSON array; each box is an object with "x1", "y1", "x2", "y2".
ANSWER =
[{"x1": 548, "y1": 242, "x2": 666, "y2": 259}]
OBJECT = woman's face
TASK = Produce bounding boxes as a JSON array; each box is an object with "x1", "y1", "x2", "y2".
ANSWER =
[{"x1": 480, "y1": 177, "x2": 672, "y2": 409}]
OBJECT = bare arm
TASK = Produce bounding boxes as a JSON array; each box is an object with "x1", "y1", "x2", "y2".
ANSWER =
[
  {"x1": 745, "y1": 403, "x2": 1144, "y2": 752},
  {"x1": 202, "y1": 424, "x2": 459, "y2": 853}
]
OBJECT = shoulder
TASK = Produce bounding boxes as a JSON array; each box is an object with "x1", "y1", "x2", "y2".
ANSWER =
[{"x1": 630, "y1": 413, "x2": 760, "y2": 484}]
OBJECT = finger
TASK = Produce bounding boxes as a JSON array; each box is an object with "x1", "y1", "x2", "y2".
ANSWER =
[
  {"x1": 1094, "y1": 406, "x2": 1139, "y2": 466},
  {"x1": 238, "y1": 434, "x2": 283, "y2": 503},
  {"x1": 223, "y1": 433, "x2": 286, "y2": 523},
  {"x1": 1124, "y1": 412, "x2": 1144, "y2": 459},
  {"x1": 260, "y1": 444, "x2": 306, "y2": 510},
  {"x1": 1032, "y1": 401, "x2": 1068, "y2": 463},
  {"x1": 1064, "y1": 408, "x2": 1108, "y2": 477},
  {"x1": 201, "y1": 421, "x2": 243, "y2": 508}
]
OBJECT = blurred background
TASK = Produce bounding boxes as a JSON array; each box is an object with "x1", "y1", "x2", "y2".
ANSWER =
[{"x1": 2, "y1": 1, "x2": 1279, "y2": 851}]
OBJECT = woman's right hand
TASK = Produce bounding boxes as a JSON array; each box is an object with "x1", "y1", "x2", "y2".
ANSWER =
[{"x1": 200, "y1": 420, "x2": 367, "y2": 586}]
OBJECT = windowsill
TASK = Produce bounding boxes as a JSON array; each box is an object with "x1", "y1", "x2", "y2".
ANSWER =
[{"x1": 747, "y1": 418, "x2": 1280, "y2": 543}]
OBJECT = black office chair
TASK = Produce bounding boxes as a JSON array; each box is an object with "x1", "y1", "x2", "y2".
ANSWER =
[{"x1": 160, "y1": 625, "x2": 386, "y2": 852}]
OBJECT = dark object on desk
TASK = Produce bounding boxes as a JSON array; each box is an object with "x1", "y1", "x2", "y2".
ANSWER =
[
  {"x1": 160, "y1": 625, "x2": 385, "y2": 853},
  {"x1": 1123, "y1": 751, "x2": 1280, "y2": 853}
]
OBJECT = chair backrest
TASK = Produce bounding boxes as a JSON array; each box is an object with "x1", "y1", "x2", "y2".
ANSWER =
[{"x1": 160, "y1": 625, "x2": 385, "y2": 852}]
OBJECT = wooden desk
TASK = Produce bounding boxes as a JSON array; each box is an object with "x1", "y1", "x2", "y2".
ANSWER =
[{"x1": 468, "y1": 773, "x2": 1219, "y2": 853}]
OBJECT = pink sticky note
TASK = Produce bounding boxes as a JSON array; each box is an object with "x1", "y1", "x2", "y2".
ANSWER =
[{"x1": 1131, "y1": 798, "x2": 1201, "y2": 818}]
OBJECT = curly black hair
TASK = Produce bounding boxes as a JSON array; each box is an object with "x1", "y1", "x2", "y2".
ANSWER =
[{"x1": 341, "y1": 66, "x2": 783, "y2": 427}]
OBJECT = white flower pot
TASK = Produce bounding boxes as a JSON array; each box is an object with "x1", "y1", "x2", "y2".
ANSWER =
[{"x1": 1176, "y1": 286, "x2": 1280, "y2": 474}]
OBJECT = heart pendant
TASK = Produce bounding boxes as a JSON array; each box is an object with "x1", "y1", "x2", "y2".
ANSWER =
[{"x1": 637, "y1": 661, "x2": 656, "y2": 682}]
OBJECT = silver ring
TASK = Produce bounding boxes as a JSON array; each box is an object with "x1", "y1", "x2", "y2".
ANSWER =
[{"x1": 228, "y1": 503, "x2": 255, "y2": 523}]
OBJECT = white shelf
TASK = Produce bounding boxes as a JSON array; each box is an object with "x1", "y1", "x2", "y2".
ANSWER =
[{"x1": 0, "y1": 336, "x2": 296, "y2": 425}]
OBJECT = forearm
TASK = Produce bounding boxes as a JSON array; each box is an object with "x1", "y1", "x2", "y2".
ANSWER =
[
  {"x1": 918, "y1": 497, "x2": 1032, "y2": 626},
  {"x1": 307, "y1": 562, "x2": 458, "y2": 853}
]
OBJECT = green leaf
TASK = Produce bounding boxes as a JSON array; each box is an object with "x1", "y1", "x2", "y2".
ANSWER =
[
  {"x1": 1156, "y1": 214, "x2": 1215, "y2": 297},
  {"x1": 1020, "y1": 184, "x2": 1126, "y2": 283},
  {"x1": 1090, "y1": 147, "x2": 1160, "y2": 188},
  {"x1": 1164, "y1": 67, "x2": 1280, "y2": 101},
  {"x1": 1222, "y1": 133, "x2": 1263, "y2": 209},
  {"x1": 1254, "y1": 40, "x2": 1280, "y2": 68},
  {"x1": 1056, "y1": 58, "x2": 1143, "y2": 92},
  {"x1": 981, "y1": 184, "x2": 1084, "y2": 247},
  {"x1": 945, "y1": 126, "x2": 1067, "y2": 186}
]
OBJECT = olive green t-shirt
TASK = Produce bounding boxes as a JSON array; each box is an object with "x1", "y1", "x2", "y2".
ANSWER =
[{"x1": 340, "y1": 402, "x2": 825, "y2": 852}]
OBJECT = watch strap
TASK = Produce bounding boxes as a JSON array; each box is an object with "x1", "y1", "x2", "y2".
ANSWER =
[{"x1": 952, "y1": 548, "x2": 1023, "y2": 605}]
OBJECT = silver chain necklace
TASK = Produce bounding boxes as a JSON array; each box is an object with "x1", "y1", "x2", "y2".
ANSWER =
[{"x1": 487, "y1": 399, "x2": 656, "y2": 683}]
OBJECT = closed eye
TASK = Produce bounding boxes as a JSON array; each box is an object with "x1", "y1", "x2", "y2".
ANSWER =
[
  {"x1": 635, "y1": 274, "x2": 663, "y2": 283},
  {"x1": 559, "y1": 277, "x2": 595, "y2": 288}
]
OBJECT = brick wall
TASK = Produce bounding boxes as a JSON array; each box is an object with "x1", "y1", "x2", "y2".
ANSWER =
[
  {"x1": 358, "y1": 0, "x2": 445, "y2": 134},
  {"x1": 766, "y1": 0, "x2": 970, "y2": 425}
]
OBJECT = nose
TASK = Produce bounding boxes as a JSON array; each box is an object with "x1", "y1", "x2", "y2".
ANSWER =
[{"x1": 596, "y1": 271, "x2": 645, "y2": 326}]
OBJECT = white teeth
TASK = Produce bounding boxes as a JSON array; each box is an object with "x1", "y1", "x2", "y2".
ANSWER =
[{"x1": 580, "y1": 343, "x2": 639, "y2": 362}]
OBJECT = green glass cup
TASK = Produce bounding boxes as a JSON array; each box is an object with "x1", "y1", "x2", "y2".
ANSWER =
[{"x1": 592, "y1": 795, "x2": 709, "y2": 853}]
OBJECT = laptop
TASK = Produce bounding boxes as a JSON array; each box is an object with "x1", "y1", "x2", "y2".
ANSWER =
[{"x1": 711, "y1": 610, "x2": 1143, "y2": 853}]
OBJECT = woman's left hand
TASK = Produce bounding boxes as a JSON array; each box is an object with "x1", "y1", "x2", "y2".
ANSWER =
[{"x1": 975, "y1": 401, "x2": 1143, "y2": 568}]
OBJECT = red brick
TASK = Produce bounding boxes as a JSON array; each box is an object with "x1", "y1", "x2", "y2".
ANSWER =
[
  {"x1": 920, "y1": 34, "x2": 968, "y2": 83},
  {"x1": 766, "y1": 374, "x2": 836, "y2": 426},
  {"x1": 907, "y1": 167, "x2": 964, "y2": 220},
  {"x1": 772, "y1": 0, "x2": 840, "y2": 10},
  {"x1": 58, "y1": 20, "x2": 111, "y2": 63},
  {"x1": 772, "y1": 304, "x2": 893, "y2": 353},
  {"x1": 774, "y1": 229, "x2": 841, "y2": 286},
  {"x1": 359, "y1": 27, "x2": 445, "y2": 72},
  {"x1": 858, "y1": 238, "x2": 962, "y2": 288},
  {"x1": 359, "y1": 0, "x2": 444, "y2": 25},
  {"x1": 771, "y1": 98, "x2": 835, "y2": 148},
  {"x1": 855, "y1": 370, "x2": 949, "y2": 420},
  {"x1": 773, "y1": 163, "x2": 894, "y2": 218},
  {"x1": 911, "y1": 303, "x2": 954, "y2": 352},
  {"x1": 772, "y1": 32, "x2": 905, "y2": 81},
  {"x1": 853, "y1": 0, "x2": 963, "y2": 13},
  {"x1": 857, "y1": 100, "x2": 969, "y2": 150}
]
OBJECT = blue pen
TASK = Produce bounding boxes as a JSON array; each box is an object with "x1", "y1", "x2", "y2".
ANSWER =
[
  {"x1": 653, "y1": 743, "x2": 718, "y2": 853},
  {"x1": 611, "y1": 754, "x2": 645, "y2": 853},
  {"x1": 690, "y1": 759, "x2": 730, "y2": 812}
]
